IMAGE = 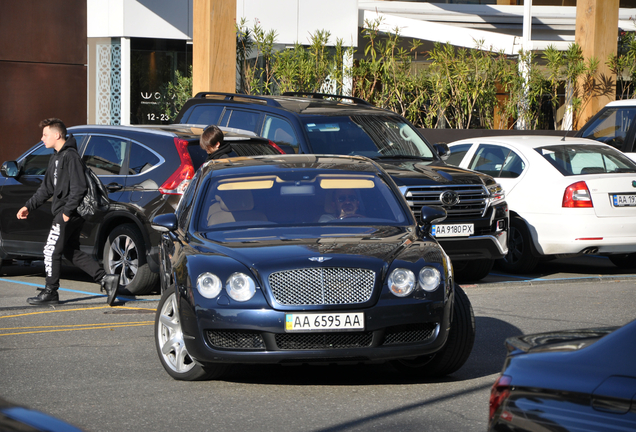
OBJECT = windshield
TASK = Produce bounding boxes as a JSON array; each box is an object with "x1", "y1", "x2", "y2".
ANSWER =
[
  {"x1": 579, "y1": 107, "x2": 636, "y2": 150},
  {"x1": 536, "y1": 144, "x2": 636, "y2": 176},
  {"x1": 303, "y1": 115, "x2": 435, "y2": 159},
  {"x1": 196, "y1": 171, "x2": 409, "y2": 231}
]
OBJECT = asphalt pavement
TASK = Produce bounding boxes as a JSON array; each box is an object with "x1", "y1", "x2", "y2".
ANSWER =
[{"x1": 1, "y1": 255, "x2": 635, "y2": 432}]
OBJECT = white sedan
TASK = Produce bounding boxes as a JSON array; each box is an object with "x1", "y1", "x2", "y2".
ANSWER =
[{"x1": 446, "y1": 135, "x2": 636, "y2": 273}]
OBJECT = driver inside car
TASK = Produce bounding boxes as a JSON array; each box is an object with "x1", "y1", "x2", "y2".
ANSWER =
[{"x1": 319, "y1": 189, "x2": 364, "y2": 221}]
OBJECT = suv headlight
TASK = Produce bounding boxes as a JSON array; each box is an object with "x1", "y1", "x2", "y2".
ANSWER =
[
  {"x1": 487, "y1": 183, "x2": 505, "y2": 205},
  {"x1": 226, "y1": 272, "x2": 256, "y2": 302},
  {"x1": 388, "y1": 268, "x2": 415, "y2": 297}
]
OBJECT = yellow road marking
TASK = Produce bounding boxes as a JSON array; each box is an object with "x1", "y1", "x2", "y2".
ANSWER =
[
  {"x1": 0, "y1": 305, "x2": 156, "y2": 319},
  {"x1": 0, "y1": 322, "x2": 153, "y2": 336},
  {"x1": 0, "y1": 305, "x2": 157, "y2": 336}
]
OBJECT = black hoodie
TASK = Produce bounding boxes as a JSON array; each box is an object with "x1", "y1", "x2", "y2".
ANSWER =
[
  {"x1": 204, "y1": 141, "x2": 234, "y2": 162},
  {"x1": 25, "y1": 134, "x2": 87, "y2": 217}
]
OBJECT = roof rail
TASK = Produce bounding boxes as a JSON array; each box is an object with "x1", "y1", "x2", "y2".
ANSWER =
[
  {"x1": 192, "y1": 92, "x2": 283, "y2": 107},
  {"x1": 282, "y1": 92, "x2": 373, "y2": 106}
]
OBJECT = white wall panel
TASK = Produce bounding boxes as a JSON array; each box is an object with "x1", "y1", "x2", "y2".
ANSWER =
[
  {"x1": 88, "y1": 0, "x2": 191, "y2": 39},
  {"x1": 237, "y1": 0, "x2": 358, "y2": 47}
]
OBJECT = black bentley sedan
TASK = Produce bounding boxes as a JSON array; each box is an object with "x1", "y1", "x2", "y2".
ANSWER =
[
  {"x1": 489, "y1": 318, "x2": 636, "y2": 431},
  {"x1": 151, "y1": 154, "x2": 475, "y2": 381}
]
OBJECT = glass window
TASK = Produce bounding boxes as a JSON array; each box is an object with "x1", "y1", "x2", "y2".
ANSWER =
[
  {"x1": 197, "y1": 172, "x2": 408, "y2": 231},
  {"x1": 262, "y1": 115, "x2": 299, "y2": 153},
  {"x1": 536, "y1": 144, "x2": 636, "y2": 176},
  {"x1": 83, "y1": 135, "x2": 127, "y2": 175},
  {"x1": 303, "y1": 115, "x2": 435, "y2": 159},
  {"x1": 128, "y1": 143, "x2": 161, "y2": 175},
  {"x1": 446, "y1": 144, "x2": 472, "y2": 166},
  {"x1": 184, "y1": 105, "x2": 224, "y2": 126},
  {"x1": 21, "y1": 144, "x2": 54, "y2": 175},
  {"x1": 579, "y1": 107, "x2": 636, "y2": 151},
  {"x1": 469, "y1": 144, "x2": 510, "y2": 177},
  {"x1": 177, "y1": 170, "x2": 200, "y2": 230},
  {"x1": 500, "y1": 151, "x2": 525, "y2": 178},
  {"x1": 221, "y1": 109, "x2": 260, "y2": 133}
]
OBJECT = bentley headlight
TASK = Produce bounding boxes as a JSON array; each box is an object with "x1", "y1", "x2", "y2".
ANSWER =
[
  {"x1": 226, "y1": 272, "x2": 256, "y2": 302},
  {"x1": 419, "y1": 267, "x2": 441, "y2": 292},
  {"x1": 388, "y1": 268, "x2": 415, "y2": 297},
  {"x1": 197, "y1": 272, "x2": 222, "y2": 299}
]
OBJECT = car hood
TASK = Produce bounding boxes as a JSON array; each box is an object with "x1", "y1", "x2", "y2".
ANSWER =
[
  {"x1": 373, "y1": 159, "x2": 493, "y2": 187},
  {"x1": 199, "y1": 226, "x2": 424, "y2": 273}
]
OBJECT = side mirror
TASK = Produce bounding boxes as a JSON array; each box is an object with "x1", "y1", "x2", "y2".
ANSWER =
[
  {"x1": 1, "y1": 161, "x2": 20, "y2": 178},
  {"x1": 151, "y1": 213, "x2": 178, "y2": 232},
  {"x1": 433, "y1": 143, "x2": 450, "y2": 160},
  {"x1": 419, "y1": 205, "x2": 447, "y2": 234}
]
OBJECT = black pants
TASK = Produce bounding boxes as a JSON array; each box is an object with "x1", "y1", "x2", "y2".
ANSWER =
[{"x1": 43, "y1": 212, "x2": 105, "y2": 290}]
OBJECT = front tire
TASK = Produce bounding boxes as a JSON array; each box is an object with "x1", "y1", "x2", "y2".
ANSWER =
[
  {"x1": 497, "y1": 216, "x2": 540, "y2": 274},
  {"x1": 103, "y1": 224, "x2": 158, "y2": 295},
  {"x1": 392, "y1": 285, "x2": 475, "y2": 378},
  {"x1": 155, "y1": 289, "x2": 229, "y2": 381}
]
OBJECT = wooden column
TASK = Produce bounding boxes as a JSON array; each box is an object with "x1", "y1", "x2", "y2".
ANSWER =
[
  {"x1": 575, "y1": 0, "x2": 619, "y2": 128},
  {"x1": 192, "y1": 0, "x2": 236, "y2": 95}
]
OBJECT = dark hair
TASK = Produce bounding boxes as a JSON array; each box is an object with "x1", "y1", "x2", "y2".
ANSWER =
[
  {"x1": 200, "y1": 125, "x2": 224, "y2": 152},
  {"x1": 39, "y1": 118, "x2": 67, "y2": 139}
]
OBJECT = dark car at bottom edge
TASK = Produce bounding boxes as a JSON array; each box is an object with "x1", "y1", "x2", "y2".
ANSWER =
[
  {"x1": 151, "y1": 154, "x2": 475, "y2": 381},
  {"x1": 489, "y1": 318, "x2": 636, "y2": 431}
]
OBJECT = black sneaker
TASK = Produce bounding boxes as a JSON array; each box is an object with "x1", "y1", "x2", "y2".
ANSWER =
[
  {"x1": 27, "y1": 287, "x2": 59, "y2": 305},
  {"x1": 101, "y1": 274, "x2": 119, "y2": 306}
]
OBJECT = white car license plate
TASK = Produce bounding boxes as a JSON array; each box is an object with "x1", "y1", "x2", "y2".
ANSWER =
[
  {"x1": 432, "y1": 223, "x2": 474, "y2": 237},
  {"x1": 612, "y1": 194, "x2": 636, "y2": 207},
  {"x1": 285, "y1": 312, "x2": 364, "y2": 332}
]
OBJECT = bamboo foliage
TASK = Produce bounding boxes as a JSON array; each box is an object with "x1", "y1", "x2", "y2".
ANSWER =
[{"x1": 162, "y1": 18, "x2": 634, "y2": 129}]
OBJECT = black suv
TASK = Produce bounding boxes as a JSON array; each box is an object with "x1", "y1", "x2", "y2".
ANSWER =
[
  {"x1": 0, "y1": 124, "x2": 282, "y2": 294},
  {"x1": 176, "y1": 92, "x2": 509, "y2": 282}
]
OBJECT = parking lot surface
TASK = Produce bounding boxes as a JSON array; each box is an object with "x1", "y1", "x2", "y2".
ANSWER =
[{"x1": 1, "y1": 256, "x2": 635, "y2": 432}]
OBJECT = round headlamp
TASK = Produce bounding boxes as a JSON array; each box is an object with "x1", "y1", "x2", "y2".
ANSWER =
[
  {"x1": 226, "y1": 272, "x2": 256, "y2": 302},
  {"x1": 388, "y1": 268, "x2": 416, "y2": 297},
  {"x1": 197, "y1": 272, "x2": 222, "y2": 299},
  {"x1": 418, "y1": 266, "x2": 441, "y2": 292}
]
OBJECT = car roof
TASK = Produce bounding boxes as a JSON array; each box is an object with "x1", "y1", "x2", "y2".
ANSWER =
[
  {"x1": 68, "y1": 124, "x2": 263, "y2": 141},
  {"x1": 449, "y1": 135, "x2": 606, "y2": 149},
  {"x1": 182, "y1": 92, "x2": 393, "y2": 117},
  {"x1": 602, "y1": 99, "x2": 636, "y2": 107},
  {"x1": 201, "y1": 154, "x2": 385, "y2": 176}
]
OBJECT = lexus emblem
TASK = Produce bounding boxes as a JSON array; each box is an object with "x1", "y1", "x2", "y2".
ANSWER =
[
  {"x1": 440, "y1": 190, "x2": 460, "y2": 206},
  {"x1": 309, "y1": 257, "x2": 332, "y2": 262}
]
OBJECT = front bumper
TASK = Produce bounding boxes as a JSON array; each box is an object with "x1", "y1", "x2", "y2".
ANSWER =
[
  {"x1": 178, "y1": 294, "x2": 452, "y2": 365},
  {"x1": 438, "y1": 232, "x2": 508, "y2": 261}
]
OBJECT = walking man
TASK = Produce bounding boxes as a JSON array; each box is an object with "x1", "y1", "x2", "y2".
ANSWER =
[{"x1": 17, "y1": 118, "x2": 118, "y2": 306}]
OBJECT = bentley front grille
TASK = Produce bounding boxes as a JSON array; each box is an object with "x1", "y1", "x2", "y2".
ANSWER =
[{"x1": 268, "y1": 268, "x2": 375, "y2": 306}]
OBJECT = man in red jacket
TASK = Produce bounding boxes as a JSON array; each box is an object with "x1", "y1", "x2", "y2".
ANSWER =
[{"x1": 17, "y1": 118, "x2": 118, "y2": 306}]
